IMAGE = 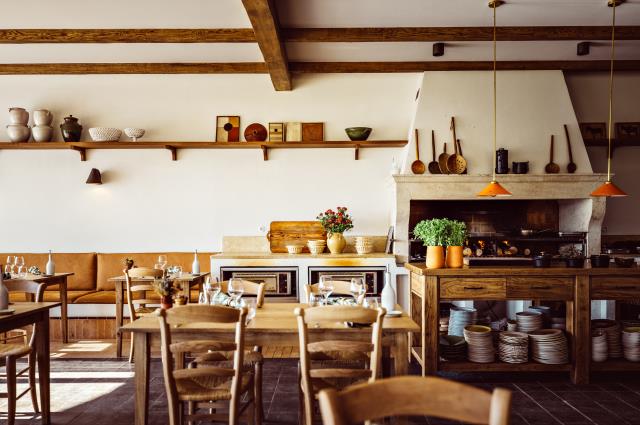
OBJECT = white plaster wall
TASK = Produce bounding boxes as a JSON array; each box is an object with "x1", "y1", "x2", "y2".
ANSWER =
[
  {"x1": 565, "y1": 71, "x2": 640, "y2": 236},
  {"x1": 0, "y1": 73, "x2": 420, "y2": 252},
  {"x1": 403, "y1": 70, "x2": 593, "y2": 175}
]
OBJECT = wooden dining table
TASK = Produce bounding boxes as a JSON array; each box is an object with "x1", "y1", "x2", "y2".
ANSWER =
[
  {"x1": 0, "y1": 302, "x2": 60, "y2": 425},
  {"x1": 121, "y1": 303, "x2": 419, "y2": 425},
  {"x1": 110, "y1": 272, "x2": 209, "y2": 357},
  {"x1": 7, "y1": 273, "x2": 73, "y2": 343}
]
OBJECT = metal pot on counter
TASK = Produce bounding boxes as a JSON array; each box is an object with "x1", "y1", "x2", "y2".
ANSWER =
[{"x1": 512, "y1": 161, "x2": 529, "y2": 174}]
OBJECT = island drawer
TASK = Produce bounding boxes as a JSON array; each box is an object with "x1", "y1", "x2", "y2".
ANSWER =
[
  {"x1": 591, "y1": 277, "x2": 640, "y2": 300},
  {"x1": 439, "y1": 278, "x2": 506, "y2": 299},
  {"x1": 507, "y1": 277, "x2": 574, "y2": 300}
]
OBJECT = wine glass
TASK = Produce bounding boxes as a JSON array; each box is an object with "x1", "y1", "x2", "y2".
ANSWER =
[
  {"x1": 244, "y1": 299, "x2": 257, "y2": 324},
  {"x1": 207, "y1": 278, "x2": 221, "y2": 305},
  {"x1": 198, "y1": 291, "x2": 209, "y2": 305},
  {"x1": 228, "y1": 278, "x2": 244, "y2": 307},
  {"x1": 318, "y1": 276, "x2": 334, "y2": 305},
  {"x1": 157, "y1": 255, "x2": 168, "y2": 270},
  {"x1": 349, "y1": 278, "x2": 366, "y2": 305},
  {"x1": 14, "y1": 256, "x2": 25, "y2": 278},
  {"x1": 4, "y1": 256, "x2": 14, "y2": 276}
]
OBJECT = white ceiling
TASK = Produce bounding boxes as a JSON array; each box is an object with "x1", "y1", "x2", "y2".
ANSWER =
[{"x1": 0, "y1": 0, "x2": 638, "y2": 64}]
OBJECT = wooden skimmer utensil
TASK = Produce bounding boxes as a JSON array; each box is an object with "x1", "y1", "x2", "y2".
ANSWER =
[
  {"x1": 545, "y1": 135, "x2": 560, "y2": 174},
  {"x1": 411, "y1": 128, "x2": 426, "y2": 174},
  {"x1": 564, "y1": 124, "x2": 577, "y2": 174},
  {"x1": 428, "y1": 130, "x2": 441, "y2": 174},
  {"x1": 438, "y1": 142, "x2": 450, "y2": 174},
  {"x1": 446, "y1": 117, "x2": 467, "y2": 174}
]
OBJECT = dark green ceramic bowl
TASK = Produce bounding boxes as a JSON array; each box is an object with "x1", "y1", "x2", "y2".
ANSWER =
[{"x1": 345, "y1": 127, "x2": 372, "y2": 141}]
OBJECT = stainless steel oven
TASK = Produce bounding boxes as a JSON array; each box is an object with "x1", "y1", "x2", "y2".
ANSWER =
[
  {"x1": 308, "y1": 267, "x2": 385, "y2": 295},
  {"x1": 220, "y1": 267, "x2": 297, "y2": 298}
]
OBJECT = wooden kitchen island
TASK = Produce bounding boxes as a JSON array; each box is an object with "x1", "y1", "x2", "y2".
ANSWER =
[{"x1": 406, "y1": 263, "x2": 640, "y2": 384}]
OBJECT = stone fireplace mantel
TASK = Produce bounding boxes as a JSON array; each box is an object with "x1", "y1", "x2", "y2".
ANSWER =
[{"x1": 393, "y1": 173, "x2": 609, "y2": 261}]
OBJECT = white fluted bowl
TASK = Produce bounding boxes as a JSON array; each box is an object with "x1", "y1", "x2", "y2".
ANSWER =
[
  {"x1": 124, "y1": 128, "x2": 145, "y2": 141},
  {"x1": 89, "y1": 127, "x2": 121, "y2": 142}
]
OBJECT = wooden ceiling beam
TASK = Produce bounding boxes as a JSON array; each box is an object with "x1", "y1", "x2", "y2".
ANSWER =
[
  {"x1": 0, "y1": 63, "x2": 268, "y2": 75},
  {"x1": 0, "y1": 29, "x2": 256, "y2": 43},
  {"x1": 290, "y1": 61, "x2": 640, "y2": 73},
  {"x1": 283, "y1": 26, "x2": 640, "y2": 42},
  {"x1": 241, "y1": 0, "x2": 291, "y2": 90}
]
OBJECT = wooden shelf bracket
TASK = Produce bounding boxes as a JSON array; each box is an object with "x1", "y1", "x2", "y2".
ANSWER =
[
  {"x1": 70, "y1": 145, "x2": 86, "y2": 161},
  {"x1": 164, "y1": 145, "x2": 177, "y2": 161},
  {"x1": 261, "y1": 145, "x2": 269, "y2": 161},
  {"x1": 354, "y1": 144, "x2": 360, "y2": 160}
]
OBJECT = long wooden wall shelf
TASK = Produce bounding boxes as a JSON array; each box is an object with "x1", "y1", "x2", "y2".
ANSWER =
[{"x1": 0, "y1": 140, "x2": 407, "y2": 161}]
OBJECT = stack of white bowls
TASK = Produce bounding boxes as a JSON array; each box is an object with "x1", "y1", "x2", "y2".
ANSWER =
[
  {"x1": 516, "y1": 311, "x2": 544, "y2": 333},
  {"x1": 592, "y1": 330, "x2": 608, "y2": 362},
  {"x1": 355, "y1": 236, "x2": 374, "y2": 254},
  {"x1": 32, "y1": 109, "x2": 54, "y2": 142},
  {"x1": 622, "y1": 327, "x2": 640, "y2": 362},
  {"x1": 499, "y1": 331, "x2": 529, "y2": 364},
  {"x1": 7, "y1": 107, "x2": 31, "y2": 142},
  {"x1": 448, "y1": 306, "x2": 477, "y2": 337},
  {"x1": 529, "y1": 329, "x2": 569, "y2": 364},
  {"x1": 464, "y1": 325, "x2": 495, "y2": 363},
  {"x1": 307, "y1": 239, "x2": 326, "y2": 255},
  {"x1": 592, "y1": 319, "x2": 623, "y2": 358}
]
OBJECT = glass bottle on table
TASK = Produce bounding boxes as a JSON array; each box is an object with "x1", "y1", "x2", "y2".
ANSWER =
[{"x1": 318, "y1": 276, "x2": 334, "y2": 305}]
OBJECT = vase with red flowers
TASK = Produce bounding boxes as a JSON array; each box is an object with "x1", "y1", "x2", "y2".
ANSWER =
[{"x1": 317, "y1": 206, "x2": 354, "y2": 254}]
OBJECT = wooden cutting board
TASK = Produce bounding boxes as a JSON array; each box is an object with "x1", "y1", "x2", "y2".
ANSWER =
[{"x1": 267, "y1": 221, "x2": 326, "y2": 253}]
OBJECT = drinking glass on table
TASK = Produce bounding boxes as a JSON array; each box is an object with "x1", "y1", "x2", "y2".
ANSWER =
[
  {"x1": 364, "y1": 296, "x2": 380, "y2": 309},
  {"x1": 318, "y1": 276, "x2": 334, "y2": 305},
  {"x1": 207, "y1": 278, "x2": 221, "y2": 305},
  {"x1": 349, "y1": 277, "x2": 366, "y2": 305},
  {"x1": 14, "y1": 256, "x2": 25, "y2": 278},
  {"x1": 4, "y1": 256, "x2": 14, "y2": 276},
  {"x1": 157, "y1": 255, "x2": 168, "y2": 270},
  {"x1": 244, "y1": 299, "x2": 257, "y2": 324},
  {"x1": 228, "y1": 278, "x2": 244, "y2": 307},
  {"x1": 198, "y1": 291, "x2": 209, "y2": 305}
]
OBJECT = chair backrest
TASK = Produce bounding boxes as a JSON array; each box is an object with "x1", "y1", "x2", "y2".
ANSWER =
[
  {"x1": 157, "y1": 305, "x2": 247, "y2": 425},
  {"x1": 318, "y1": 376, "x2": 512, "y2": 425},
  {"x1": 221, "y1": 279, "x2": 266, "y2": 308},
  {"x1": 295, "y1": 305, "x2": 385, "y2": 399},
  {"x1": 124, "y1": 267, "x2": 164, "y2": 320},
  {"x1": 3, "y1": 279, "x2": 46, "y2": 347},
  {"x1": 304, "y1": 280, "x2": 354, "y2": 303}
]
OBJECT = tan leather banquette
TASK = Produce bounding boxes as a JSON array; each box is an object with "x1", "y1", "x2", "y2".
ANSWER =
[{"x1": 2, "y1": 252, "x2": 215, "y2": 304}]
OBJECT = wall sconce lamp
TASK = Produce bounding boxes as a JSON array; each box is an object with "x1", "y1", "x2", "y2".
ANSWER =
[{"x1": 86, "y1": 168, "x2": 103, "y2": 184}]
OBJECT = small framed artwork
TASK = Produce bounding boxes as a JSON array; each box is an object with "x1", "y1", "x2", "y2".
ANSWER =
[
  {"x1": 579, "y1": 122, "x2": 606, "y2": 141},
  {"x1": 302, "y1": 122, "x2": 324, "y2": 142},
  {"x1": 285, "y1": 122, "x2": 302, "y2": 142},
  {"x1": 216, "y1": 116, "x2": 240, "y2": 142},
  {"x1": 616, "y1": 122, "x2": 640, "y2": 141},
  {"x1": 269, "y1": 123, "x2": 284, "y2": 142}
]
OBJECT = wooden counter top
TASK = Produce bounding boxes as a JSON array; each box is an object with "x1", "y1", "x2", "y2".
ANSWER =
[
  {"x1": 213, "y1": 252, "x2": 395, "y2": 259},
  {"x1": 405, "y1": 262, "x2": 640, "y2": 276}
]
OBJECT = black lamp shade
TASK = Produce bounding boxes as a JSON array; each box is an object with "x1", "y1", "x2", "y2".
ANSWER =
[{"x1": 86, "y1": 168, "x2": 102, "y2": 184}]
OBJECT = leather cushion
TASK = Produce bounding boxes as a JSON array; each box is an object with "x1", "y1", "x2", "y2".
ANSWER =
[
  {"x1": 0, "y1": 252, "x2": 97, "y2": 290},
  {"x1": 73, "y1": 289, "x2": 201, "y2": 304},
  {"x1": 96, "y1": 252, "x2": 215, "y2": 291},
  {"x1": 9, "y1": 290, "x2": 95, "y2": 303}
]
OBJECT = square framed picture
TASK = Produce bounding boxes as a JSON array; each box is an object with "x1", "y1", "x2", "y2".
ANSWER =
[
  {"x1": 216, "y1": 116, "x2": 240, "y2": 142},
  {"x1": 285, "y1": 122, "x2": 302, "y2": 142},
  {"x1": 302, "y1": 122, "x2": 324, "y2": 142},
  {"x1": 579, "y1": 123, "x2": 606, "y2": 142},
  {"x1": 269, "y1": 123, "x2": 284, "y2": 142},
  {"x1": 616, "y1": 122, "x2": 640, "y2": 141}
]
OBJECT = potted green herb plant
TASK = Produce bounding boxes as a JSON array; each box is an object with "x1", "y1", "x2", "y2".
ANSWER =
[
  {"x1": 413, "y1": 218, "x2": 448, "y2": 269},
  {"x1": 445, "y1": 219, "x2": 468, "y2": 268}
]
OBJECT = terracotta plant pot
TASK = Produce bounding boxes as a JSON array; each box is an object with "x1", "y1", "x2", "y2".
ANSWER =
[
  {"x1": 160, "y1": 295, "x2": 173, "y2": 310},
  {"x1": 327, "y1": 233, "x2": 346, "y2": 254},
  {"x1": 426, "y1": 246, "x2": 445, "y2": 269},
  {"x1": 446, "y1": 246, "x2": 464, "y2": 268}
]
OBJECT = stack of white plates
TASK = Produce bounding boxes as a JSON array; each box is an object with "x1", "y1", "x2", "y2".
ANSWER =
[
  {"x1": 516, "y1": 311, "x2": 543, "y2": 333},
  {"x1": 622, "y1": 327, "x2": 640, "y2": 362},
  {"x1": 439, "y1": 316, "x2": 450, "y2": 333},
  {"x1": 439, "y1": 335, "x2": 467, "y2": 361},
  {"x1": 464, "y1": 325, "x2": 495, "y2": 363},
  {"x1": 592, "y1": 319, "x2": 623, "y2": 359},
  {"x1": 529, "y1": 329, "x2": 569, "y2": 364},
  {"x1": 448, "y1": 307, "x2": 477, "y2": 337},
  {"x1": 498, "y1": 331, "x2": 529, "y2": 364},
  {"x1": 592, "y1": 330, "x2": 608, "y2": 362}
]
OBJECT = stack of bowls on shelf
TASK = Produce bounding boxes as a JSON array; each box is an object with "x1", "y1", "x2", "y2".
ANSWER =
[
  {"x1": 439, "y1": 335, "x2": 466, "y2": 361},
  {"x1": 463, "y1": 325, "x2": 495, "y2": 363},
  {"x1": 516, "y1": 310, "x2": 544, "y2": 333},
  {"x1": 448, "y1": 306, "x2": 477, "y2": 337},
  {"x1": 528, "y1": 305, "x2": 552, "y2": 327},
  {"x1": 439, "y1": 316, "x2": 449, "y2": 333},
  {"x1": 529, "y1": 329, "x2": 569, "y2": 364},
  {"x1": 354, "y1": 236, "x2": 374, "y2": 255},
  {"x1": 498, "y1": 331, "x2": 529, "y2": 364},
  {"x1": 32, "y1": 109, "x2": 54, "y2": 142},
  {"x1": 307, "y1": 239, "x2": 326, "y2": 255},
  {"x1": 7, "y1": 107, "x2": 31, "y2": 142},
  {"x1": 592, "y1": 319, "x2": 622, "y2": 358},
  {"x1": 622, "y1": 327, "x2": 640, "y2": 362},
  {"x1": 592, "y1": 330, "x2": 608, "y2": 362}
]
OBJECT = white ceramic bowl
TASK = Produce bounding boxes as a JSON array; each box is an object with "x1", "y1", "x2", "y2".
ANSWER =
[
  {"x1": 124, "y1": 128, "x2": 145, "y2": 141},
  {"x1": 286, "y1": 245, "x2": 303, "y2": 254},
  {"x1": 89, "y1": 127, "x2": 121, "y2": 142}
]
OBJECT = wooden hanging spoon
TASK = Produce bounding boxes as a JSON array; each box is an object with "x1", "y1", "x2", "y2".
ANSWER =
[
  {"x1": 564, "y1": 124, "x2": 577, "y2": 173},
  {"x1": 411, "y1": 128, "x2": 426, "y2": 174},
  {"x1": 545, "y1": 135, "x2": 560, "y2": 174},
  {"x1": 428, "y1": 130, "x2": 441, "y2": 174}
]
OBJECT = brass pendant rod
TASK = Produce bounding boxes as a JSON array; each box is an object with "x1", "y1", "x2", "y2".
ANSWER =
[
  {"x1": 606, "y1": 1, "x2": 616, "y2": 181},
  {"x1": 492, "y1": 2, "x2": 497, "y2": 182}
]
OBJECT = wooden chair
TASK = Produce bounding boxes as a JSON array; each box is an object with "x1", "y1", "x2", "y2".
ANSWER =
[
  {"x1": 318, "y1": 376, "x2": 512, "y2": 425},
  {"x1": 157, "y1": 304, "x2": 256, "y2": 425},
  {"x1": 194, "y1": 279, "x2": 266, "y2": 424},
  {"x1": 304, "y1": 280, "x2": 355, "y2": 303},
  {"x1": 125, "y1": 267, "x2": 164, "y2": 362},
  {"x1": 1, "y1": 279, "x2": 45, "y2": 425},
  {"x1": 295, "y1": 305, "x2": 386, "y2": 425}
]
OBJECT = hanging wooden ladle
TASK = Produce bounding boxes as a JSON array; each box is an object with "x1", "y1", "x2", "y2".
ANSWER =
[
  {"x1": 411, "y1": 128, "x2": 426, "y2": 174},
  {"x1": 438, "y1": 142, "x2": 450, "y2": 174},
  {"x1": 428, "y1": 130, "x2": 441, "y2": 174},
  {"x1": 446, "y1": 117, "x2": 467, "y2": 174},
  {"x1": 545, "y1": 135, "x2": 560, "y2": 174},
  {"x1": 564, "y1": 124, "x2": 577, "y2": 174}
]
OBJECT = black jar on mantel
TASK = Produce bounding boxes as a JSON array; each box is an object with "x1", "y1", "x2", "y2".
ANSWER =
[
  {"x1": 60, "y1": 115, "x2": 83, "y2": 142},
  {"x1": 496, "y1": 148, "x2": 509, "y2": 174}
]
